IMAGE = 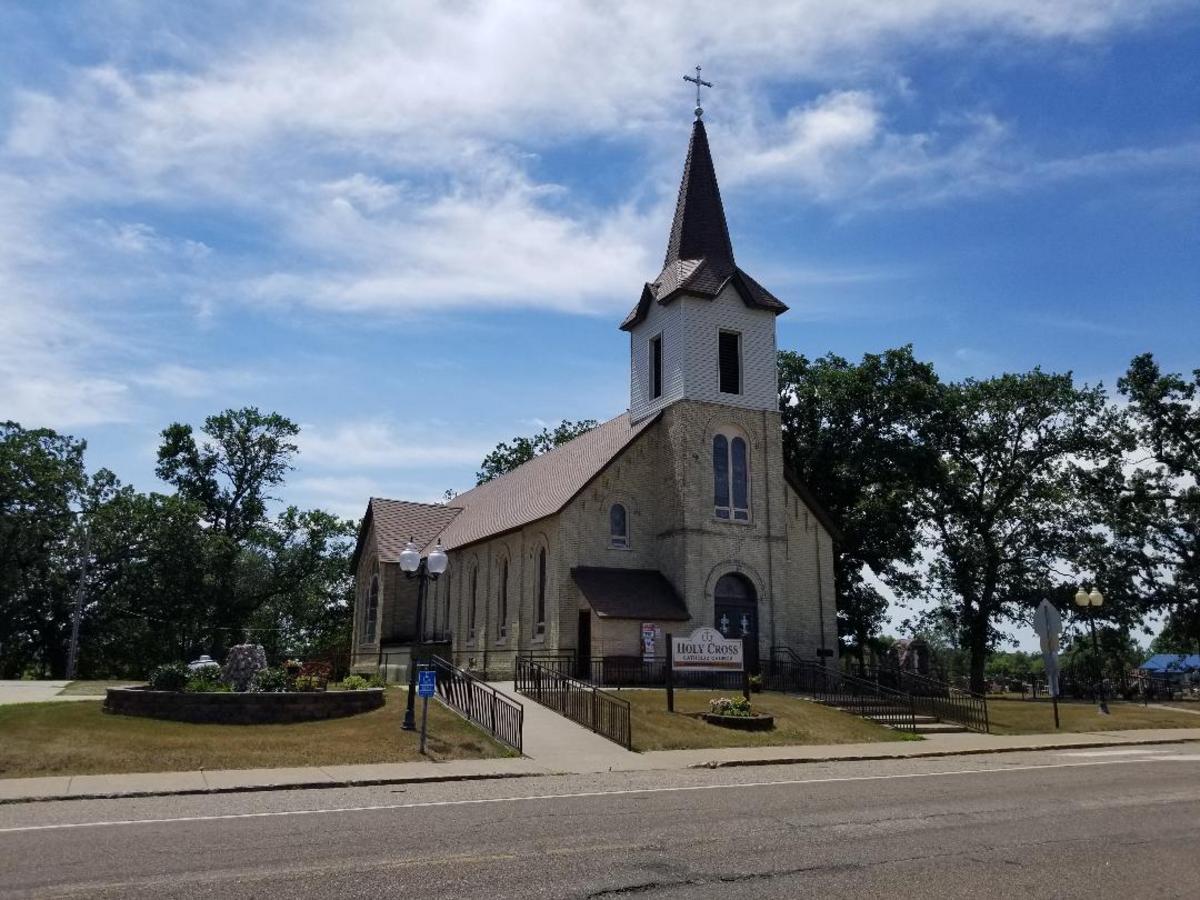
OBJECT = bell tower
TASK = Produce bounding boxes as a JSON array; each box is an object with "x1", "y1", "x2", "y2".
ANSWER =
[{"x1": 621, "y1": 111, "x2": 788, "y2": 423}]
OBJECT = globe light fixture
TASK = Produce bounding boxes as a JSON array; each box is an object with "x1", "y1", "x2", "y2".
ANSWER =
[
  {"x1": 427, "y1": 539, "x2": 449, "y2": 576},
  {"x1": 399, "y1": 536, "x2": 450, "y2": 731},
  {"x1": 399, "y1": 538, "x2": 421, "y2": 574},
  {"x1": 1074, "y1": 582, "x2": 1109, "y2": 714}
]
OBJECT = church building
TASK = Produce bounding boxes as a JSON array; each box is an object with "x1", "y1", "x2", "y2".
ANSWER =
[{"x1": 350, "y1": 111, "x2": 840, "y2": 678}]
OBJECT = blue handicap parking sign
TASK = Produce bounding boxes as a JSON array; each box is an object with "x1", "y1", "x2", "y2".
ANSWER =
[{"x1": 417, "y1": 669, "x2": 436, "y2": 698}]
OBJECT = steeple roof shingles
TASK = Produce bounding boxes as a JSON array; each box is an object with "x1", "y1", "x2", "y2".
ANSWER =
[{"x1": 621, "y1": 118, "x2": 788, "y2": 331}]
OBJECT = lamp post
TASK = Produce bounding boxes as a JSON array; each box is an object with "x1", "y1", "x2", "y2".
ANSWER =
[
  {"x1": 1074, "y1": 585, "x2": 1109, "y2": 715},
  {"x1": 399, "y1": 536, "x2": 449, "y2": 731}
]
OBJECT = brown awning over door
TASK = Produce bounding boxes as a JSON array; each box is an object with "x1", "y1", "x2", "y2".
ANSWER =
[{"x1": 571, "y1": 567, "x2": 690, "y2": 620}]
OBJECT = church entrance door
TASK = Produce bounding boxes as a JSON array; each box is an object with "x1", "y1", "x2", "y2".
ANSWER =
[{"x1": 714, "y1": 573, "x2": 759, "y2": 673}]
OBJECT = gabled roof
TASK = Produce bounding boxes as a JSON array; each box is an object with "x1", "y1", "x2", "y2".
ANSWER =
[
  {"x1": 435, "y1": 411, "x2": 658, "y2": 552},
  {"x1": 354, "y1": 412, "x2": 661, "y2": 568},
  {"x1": 572, "y1": 567, "x2": 690, "y2": 620},
  {"x1": 350, "y1": 499, "x2": 462, "y2": 572},
  {"x1": 620, "y1": 118, "x2": 788, "y2": 331}
]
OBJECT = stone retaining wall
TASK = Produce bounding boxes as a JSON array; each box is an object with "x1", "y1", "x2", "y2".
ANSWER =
[{"x1": 103, "y1": 686, "x2": 385, "y2": 725}]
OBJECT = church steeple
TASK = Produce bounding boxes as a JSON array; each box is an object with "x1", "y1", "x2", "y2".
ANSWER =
[
  {"x1": 663, "y1": 119, "x2": 735, "y2": 278},
  {"x1": 622, "y1": 95, "x2": 790, "y2": 424}
]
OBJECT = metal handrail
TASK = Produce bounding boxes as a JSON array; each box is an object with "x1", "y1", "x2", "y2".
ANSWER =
[
  {"x1": 765, "y1": 654, "x2": 918, "y2": 733},
  {"x1": 429, "y1": 655, "x2": 523, "y2": 753},
  {"x1": 515, "y1": 657, "x2": 632, "y2": 750},
  {"x1": 856, "y1": 664, "x2": 989, "y2": 733}
]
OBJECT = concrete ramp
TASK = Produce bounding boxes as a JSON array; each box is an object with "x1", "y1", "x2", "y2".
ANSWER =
[{"x1": 489, "y1": 681, "x2": 646, "y2": 772}]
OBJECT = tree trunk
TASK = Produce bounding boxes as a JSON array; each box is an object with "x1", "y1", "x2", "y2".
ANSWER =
[{"x1": 967, "y1": 612, "x2": 989, "y2": 695}]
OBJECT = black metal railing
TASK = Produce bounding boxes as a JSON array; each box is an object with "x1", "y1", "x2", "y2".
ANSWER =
[
  {"x1": 765, "y1": 652, "x2": 917, "y2": 733},
  {"x1": 583, "y1": 655, "x2": 748, "y2": 693},
  {"x1": 515, "y1": 657, "x2": 632, "y2": 750},
  {"x1": 428, "y1": 655, "x2": 523, "y2": 753},
  {"x1": 856, "y1": 665, "x2": 989, "y2": 733}
]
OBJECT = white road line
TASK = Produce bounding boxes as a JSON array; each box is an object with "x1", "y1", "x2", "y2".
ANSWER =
[
  {"x1": 1057, "y1": 749, "x2": 1171, "y2": 757},
  {"x1": 0, "y1": 757, "x2": 1180, "y2": 835}
]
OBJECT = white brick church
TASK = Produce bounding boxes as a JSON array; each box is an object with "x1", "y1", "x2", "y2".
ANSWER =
[{"x1": 350, "y1": 113, "x2": 840, "y2": 677}]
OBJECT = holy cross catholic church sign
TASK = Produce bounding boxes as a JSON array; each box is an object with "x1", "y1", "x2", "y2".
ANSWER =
[{"x1": 671, "y1": 626, "x2": 745, "y2": 672}]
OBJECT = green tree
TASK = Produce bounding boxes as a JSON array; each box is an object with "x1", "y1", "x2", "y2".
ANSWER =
[
  {"x1": 912, "y1": 370, "x2": 1120, "y2": 693},
  {"x1": 0, "y1": 422, "x2": 88, "y2": 677},
  {"x1": 1112, "y1": 353, "x2": 1200, "y2": 658},
  {"x1": 778, "y1": 347, "x2": 941, "y2": 671},
  {"x1": 476, "y1": 419, "x2": 597, "y2": 484},
  {"x1": 154, "y1": 408, "x2": 303, "y2": 653}
]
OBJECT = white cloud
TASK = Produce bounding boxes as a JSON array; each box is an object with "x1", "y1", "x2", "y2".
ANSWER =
[
  {"x1": 0, "y1": 0, "x2": 1196, "y2": 414},
  {"x1": 297, "y1": 421, "x2": 492, "y2": 469}
]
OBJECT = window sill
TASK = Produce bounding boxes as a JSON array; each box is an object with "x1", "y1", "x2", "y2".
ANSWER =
[
  {"x1": 713, "y1": 515, "x2": 753, "y2": 527},
  {"x1": 608, "y1": 544, "x2": 632, "y2": 551}
]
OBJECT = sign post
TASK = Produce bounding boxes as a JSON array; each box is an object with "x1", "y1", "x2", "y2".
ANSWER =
[
  {"x1": 417, "y1": 668, "x2": 437, "y2": 754},
  {"x1": 1032, "y1": 599, "x2": 1062, "y2": 730},
  {"x1": 665, "y1": 633, "x2": 674, "y2": 713},
  {"x1": 668, "y1": 626, "x2": 746, "y2": 710}
]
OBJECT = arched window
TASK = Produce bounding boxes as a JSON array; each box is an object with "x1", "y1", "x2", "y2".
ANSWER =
[
  {"x1": 713, "y1": 431, "x2": 750, "y2": 520},
  {"x1": 498, "y1": 559, "x2": 509, "y2": 640},
  {"x1": 536, "y1": 547, "x2": 547, "y2": 635},
  {"x1": 469, "y1": 567, "x2": 478, "y2": 640},
  {"x1": 364, "y1": 574, "x2": 380, "y2": 643},
  {"x1": 609, "y1": 503, "x2": 628, "y2": 548}
]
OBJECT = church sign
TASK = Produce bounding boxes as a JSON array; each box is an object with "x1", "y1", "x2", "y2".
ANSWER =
[{"x1": 671, "y1": 626, "x2": 744, "y2": 672}]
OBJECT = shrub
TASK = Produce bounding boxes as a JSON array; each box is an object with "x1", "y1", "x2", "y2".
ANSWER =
[
  {"x1": 367, "y1": 673, "x2": 386, "y2": 689},
  {"x1": 339, "y1": 674, "x2": 369, "y2": 691},
  {"x1": 251, "y1": 667, "x2": 290, "y2": 693},
  {"x1": 148, "y1": 663, "x2": 190, "y2": 692},
  {"x1": 709, "y1": 696, "x2": 753, "y2": 717},
  {"x1": 188, "y1": 663, "x2": 223, "y2": 687},
  {"x1": 282, "y1": 658, "x2": 304, "y2": 683},
  {"x1": 185, "y1": 678, "x2": 232, "y2": 693},
  {"x1": 298, "y1": 661, "x2": 332, "y2": 690},
  {"x1": 293, "y1": 674, "x2": 322, "y2": 691}
]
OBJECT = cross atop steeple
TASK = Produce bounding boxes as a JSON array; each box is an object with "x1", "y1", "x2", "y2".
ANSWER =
[{"x1": 682, "y1": 65, "x2": 712, "y2": 119}]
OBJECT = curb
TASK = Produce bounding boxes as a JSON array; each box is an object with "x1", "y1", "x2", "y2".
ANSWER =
[
  {"x1": 0, "y1": 771, "x2": 540, "y2": 806},
  {"x1": 6, "y1": 735, "x2": 1198, "y2": 805},
  {"x1": 692, "y1": 735, "x2": 1200, "y2": 769}
]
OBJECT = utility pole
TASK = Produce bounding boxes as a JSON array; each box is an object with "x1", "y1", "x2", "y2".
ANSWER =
[{"x1": 65, "y1": 526, "x2": 90, "y2": 680}]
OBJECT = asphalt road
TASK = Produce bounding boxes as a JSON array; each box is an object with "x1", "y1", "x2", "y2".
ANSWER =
[{"x1": 2, "y1": 745, "x2": 1199, "y2": 898}]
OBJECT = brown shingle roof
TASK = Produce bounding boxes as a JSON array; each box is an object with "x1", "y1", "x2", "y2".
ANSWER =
[
  {"x1": 434, "y1": 411, "x2": 658, "y2": 552},
  {"x1": 571, "y1": 567, "x2": 690, "y2": 620},
  {"x1": 351, "y1": 498, "x2": 462, "y2": 571}
]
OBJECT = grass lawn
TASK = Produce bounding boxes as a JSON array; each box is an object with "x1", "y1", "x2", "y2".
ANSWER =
[
  {"x1": 986, "y1": 698, "x2": 1200, "y2": 735},
  {"x1": 625, "y1": 690, "x2": 913, "y2": 752},
  {"x1": 57, "y1": 680, "x2": 139, "y2": 696},
  {"x1": 0, "y1": 688, "x2": 514, "y2": 779}
]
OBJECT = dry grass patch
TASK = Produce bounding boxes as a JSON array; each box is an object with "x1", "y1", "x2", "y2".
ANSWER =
[
  {"x1": 625, "y1": 690, "x2": 913, "y2": 752},
  {"x1": 57, "y1": 680, "x2": 138, "y2": 696},
  {"x1": 0, "y1": 687, "x2": 513, "y2": 779},
  {"x1": 986, "y1": 699, "x2": 1200, "y2": 735}
]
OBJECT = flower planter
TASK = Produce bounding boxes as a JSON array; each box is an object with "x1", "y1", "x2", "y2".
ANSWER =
[
  {"x1": 103, "y1": 686, "x2": 385, "y2": 725},
  {"x1": 702, "y1": 712, "x2": 775, "y2": 731}
]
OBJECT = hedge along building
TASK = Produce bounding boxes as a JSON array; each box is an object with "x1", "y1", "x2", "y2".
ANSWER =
[{"x1": 349, "y1": 109, "x2": 840, "y2": 679}]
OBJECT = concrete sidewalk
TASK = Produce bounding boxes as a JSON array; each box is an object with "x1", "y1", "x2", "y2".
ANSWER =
[
  {"x1": 4, "y1": 726, "x2": 1198, "y2": 805},
  {"x1": 0, "y1": 681, "x2": 105, "y2": 705}
]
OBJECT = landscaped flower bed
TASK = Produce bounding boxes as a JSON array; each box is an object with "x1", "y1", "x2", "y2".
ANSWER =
[
  {"x1": 103, "y1": 685, "x2": 385, "y2": 725},
  {"x1": 702, "y1": 696, "x2": 775, "y2": 731},
  {"x1": 103, "y1": 648, "x2": 388, "y2": 724}
]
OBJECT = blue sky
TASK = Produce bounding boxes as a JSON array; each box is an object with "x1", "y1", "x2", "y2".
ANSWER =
[{"x1": 2, "y1": 0, "x2": 1198, "y2": 607}]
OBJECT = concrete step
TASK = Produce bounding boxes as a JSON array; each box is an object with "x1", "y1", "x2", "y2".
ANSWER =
[{"x1": 909, "y1": 722, "x2": 969, "y2": 735}]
